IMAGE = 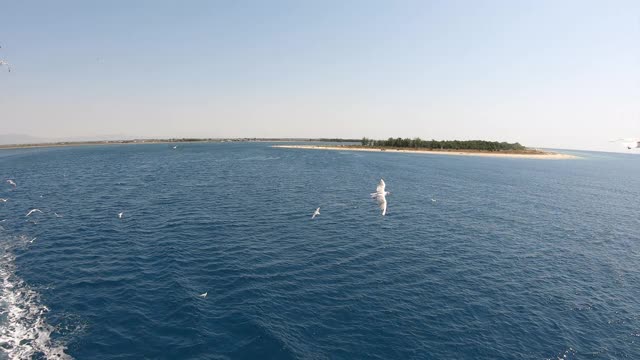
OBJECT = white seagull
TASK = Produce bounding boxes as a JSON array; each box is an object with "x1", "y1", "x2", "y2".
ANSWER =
[
  {"x1": 371, "y1": 179, "x2": 390, "y2": 216},
  {"x1": 54, "y1": 212, "x2": 64, "y2": 218},
  {"x1": 0, "y1": 60, "x2": 11, "y2": 73},
  {"x1": 29, "y1": 237, "x2": 37, "y2": 243},
  {"x1": 312, "y1": 207, "x2": 320, "y2": 219},
  {"x1": 199, "y1": 292, "x2": 208, "y2": 298},
  {"x1": 0, "y1": 198, "x2": 7, "y2": 203},
  {"x1": 6, "y1": 179, "x2": 16, "y2": 187},
  {"x1": 26, "y1": 209, "x2": 43, "y2": 217},
  {"x1": 118, "y1": 212, "x2": 124, "y2": 219},
  {"x1": 611, "y1": 138, "x2": 640, "y2": 150}
]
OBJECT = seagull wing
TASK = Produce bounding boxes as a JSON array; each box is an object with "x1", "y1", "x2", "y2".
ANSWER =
[
  {"x1": 27, "y1": 209, "x2": 42, "y2": 216},
  {"x1": 376, "y1": 179, "x2": 386, "y2": 194},
  {"x1": 379, "y1": 195, "x2": 387, "y2": 216}
]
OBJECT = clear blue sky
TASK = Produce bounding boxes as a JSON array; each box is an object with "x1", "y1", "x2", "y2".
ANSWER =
[{"x1": 0, "y1": 0, "x2": 638, "y2": 151}]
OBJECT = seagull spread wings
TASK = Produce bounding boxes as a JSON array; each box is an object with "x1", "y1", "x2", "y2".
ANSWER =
[
  {"x1": 371, "y1": 179, "x2": 389, "y2": 216},
  {"x1": 611, "y1": 138, "x2": 640, "y2": 149},
  {"x1": 26, "y1": 209, "x2": 42, "y2": 217}
]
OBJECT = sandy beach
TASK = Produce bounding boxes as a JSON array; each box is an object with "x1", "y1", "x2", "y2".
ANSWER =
[{"x1": 273, "y1": 145, "x2": 579, "y2": 159}]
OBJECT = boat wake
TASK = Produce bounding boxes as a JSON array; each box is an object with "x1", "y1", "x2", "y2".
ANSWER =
[{"x1": 0, "y1": 235, "x2": 72, "y2": 359}]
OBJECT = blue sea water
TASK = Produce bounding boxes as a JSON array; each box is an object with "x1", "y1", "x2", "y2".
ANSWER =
[{"x1": 0, "y1": 142, "x2": 639, "y2": 359}]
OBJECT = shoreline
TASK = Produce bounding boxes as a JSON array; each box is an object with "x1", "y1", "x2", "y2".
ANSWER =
[
  {"x1": 272, "y1": 145, "x2": 579, "y2": 159},
  {"x1": 0, "y1": 139, "x2": 346, "y2": 151}
]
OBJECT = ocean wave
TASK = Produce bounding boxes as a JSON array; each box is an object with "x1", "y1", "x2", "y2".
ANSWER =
[
  {"x1": 0, "y1": 235, "x2": 72, "y2": 360},
  {"x1": 238, "y1": 156, "x2": 281, "y2": 161}
]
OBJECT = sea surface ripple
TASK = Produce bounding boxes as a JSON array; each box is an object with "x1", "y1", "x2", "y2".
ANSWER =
[{"x1": 0, "y1": 143, "x2": 639, "y2": 359}]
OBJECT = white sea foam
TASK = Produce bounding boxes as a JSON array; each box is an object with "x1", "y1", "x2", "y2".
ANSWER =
[
  {"x1": 546, "y1": 347, "x2": 575, "y2": 360},
  {"x1": 0, "y1": 237, "x2": 72, "y2": 359}
]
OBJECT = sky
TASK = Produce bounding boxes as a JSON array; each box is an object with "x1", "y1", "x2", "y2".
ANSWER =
[{"x1": 0, "y1": 0, "x2": 638, "y2": 151}]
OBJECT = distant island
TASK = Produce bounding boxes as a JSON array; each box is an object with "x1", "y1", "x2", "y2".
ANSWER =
[
  {"x1": 274, "y1": 137, "x2": 578, "y2": 159},
  {"x1": 0, "y1": 137, "x2": 577, "y2": 159},
  {"x1": 360, "y1": 137, "x2": 527, "y2": 152},
  {"x1": 0, "y1": 137, "x2": 359, "y2": 150}
]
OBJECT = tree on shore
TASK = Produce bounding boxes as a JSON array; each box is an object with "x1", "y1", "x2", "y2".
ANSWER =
[{"x1": 362, "y1": 137, "x2": 525, "y2": 151}]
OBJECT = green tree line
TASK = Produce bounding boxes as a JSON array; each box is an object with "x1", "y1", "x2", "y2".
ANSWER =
[{"x1": 360, "y1": 137, "x2": 526, "y2": 151}]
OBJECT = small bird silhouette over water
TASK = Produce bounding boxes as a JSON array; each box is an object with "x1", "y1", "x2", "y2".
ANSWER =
[
  {"x1": 0, "y1": 198, "x2": 7, "y2": 203},
  {"x1": 29, "y1": 237, "x2": 37, "y2": 243},
  {"x1": 6, "y1": 179, "x2": 16, "y2": 187},
  {"x1": 199, "y1": 292, "x2": 207, "y2": 298},
  {"x1": 26, "y1": 209, "x2": 43, "y2": 217},
  {"x1": 54, "y1": 212, "x2": 64, "y2": 218},
  {"x1": 118, "y1": 212, "x2": 124, "y2": 219},
  {"x1": 312, "y1": 207, "x2": 320, "y2": 219},
  {"x1": 371, "y1": 179, "x2": 390, "y2": 216}
]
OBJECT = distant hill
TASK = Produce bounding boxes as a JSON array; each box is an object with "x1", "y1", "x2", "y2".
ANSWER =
[
  {"x1": 0, "y1": 134, "x2": 50, "y2": 145},
  {"x1": 0, "y1": 133, "x2": 140, "y2": 146}
]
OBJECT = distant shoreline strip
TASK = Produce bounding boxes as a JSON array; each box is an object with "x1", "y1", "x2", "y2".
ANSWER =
[{"x1": 272, "y1": 145, "x2": 579, "y2": 160}]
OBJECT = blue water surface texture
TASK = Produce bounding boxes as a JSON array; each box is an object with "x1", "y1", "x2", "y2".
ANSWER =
[{"x1": 0, "y1": 142, "x2": 639, "y2": 359}]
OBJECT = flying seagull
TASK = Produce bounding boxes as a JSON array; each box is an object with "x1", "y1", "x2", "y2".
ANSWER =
[
  {"x1": 199, "y1": 292, "x2": 208, "y2": 298},
  {"x1": 26, "y1": 209, "x2": 43, "y2": 217},
  {"x1": 371, "y1": 179, "x2": 390, "y2": 216},
  {"x1": 312, "y1": 207, "x2": 320, "y2": 219},
  {"x1": 0, "y1": 198, "x2": 7, "y2": 203},
  {"x1": 54, "y1": 212, "x2": 63, "y2": 218},
  {"x1": 611, "y1": 138, "x2": 640, "y2": 150},
  {"x1": 118, "y1": 212, "x2": 124, "y2": 219},
  {"x1": 0, "y1": 60, "x2": 11, "y2": 72},
  {"x1": 29, "y1": 237, "x2": 37, "y2": 243},
  {"x1": 6, "y1": 179, "x2": 16, "y2": 187}
]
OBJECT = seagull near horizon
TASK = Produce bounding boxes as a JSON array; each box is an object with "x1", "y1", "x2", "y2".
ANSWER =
[
  {"x1": 611, "y1": 138, "x2": 640, "y2": 150},
  {"x1": 118, "y1": 212, "x2": 124, "y2": 219},
  {"x1": 26, "y1": 209, "x2": 43, "y2": 217},
  {"x1": 312, "y1": 207, "x2": 320, "y2": 219},
  {"x1": 199, "y1": 292, "x2": 207, "y2": 298},
  {"x1": 371, "y1": 179, "x2": 390, "y2": 216},
  {"x1": 0, "y1": 198, "x2": 7, "y2": 203},
  {"x1": 6, "y1": 179, "x2": 16, "y2": 187}
]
